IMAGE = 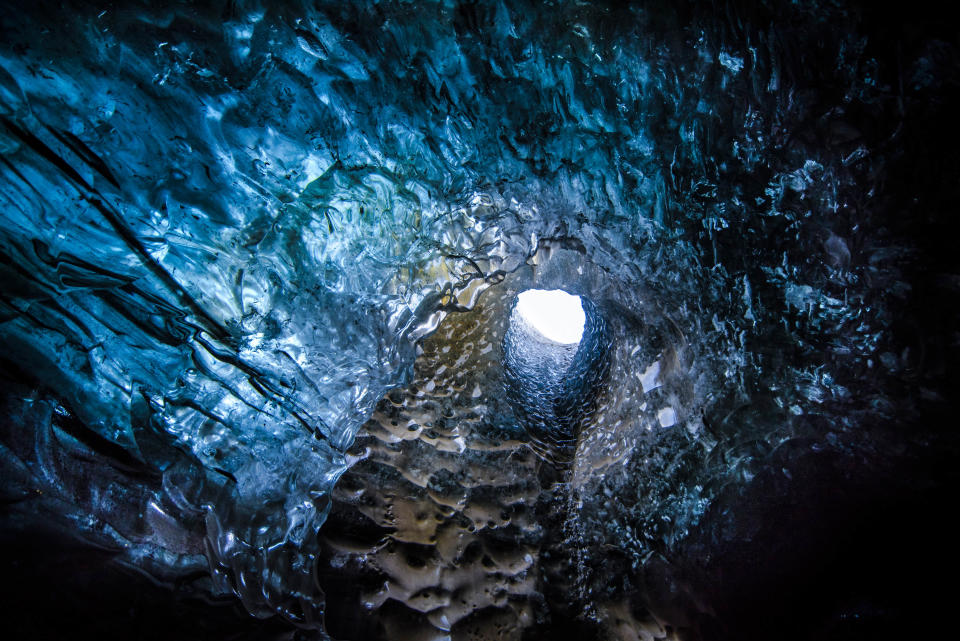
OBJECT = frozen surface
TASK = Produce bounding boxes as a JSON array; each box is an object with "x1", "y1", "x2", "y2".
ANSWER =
[{"x1": 0, "y1": 1, "x2": 957, "y2": 639}]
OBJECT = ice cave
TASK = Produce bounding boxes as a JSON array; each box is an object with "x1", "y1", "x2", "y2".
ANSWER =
[{"x1": 1, "y1": 1, "x2": 957, "y2": 639}]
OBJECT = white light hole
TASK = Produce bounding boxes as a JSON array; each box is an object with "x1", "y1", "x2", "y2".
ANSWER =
[{"x1": 515, "y1": 289, "x2": 585, "y2": 344}]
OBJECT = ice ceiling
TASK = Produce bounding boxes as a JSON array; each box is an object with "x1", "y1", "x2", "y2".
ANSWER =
[{"x1": 0, "y1": 1, "x2": 957, "y2": 640}]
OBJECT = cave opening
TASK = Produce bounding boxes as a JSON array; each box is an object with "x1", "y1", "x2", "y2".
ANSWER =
[
  {"x1": 514, "y1": 289, "x2": 585, "y2": 345},
  {"x1": 503, "y1": 288, "x2": 609, "y2": 464}
]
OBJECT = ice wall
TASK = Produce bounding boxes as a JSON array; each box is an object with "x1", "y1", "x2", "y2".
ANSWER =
[{"x1": 1, "y1": 1, "x2": 957, "y2": 639}]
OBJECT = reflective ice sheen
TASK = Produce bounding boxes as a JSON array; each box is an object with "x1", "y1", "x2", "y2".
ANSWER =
[{"x1": 0, "y1": 1, "x2": 953, "y2": 639}]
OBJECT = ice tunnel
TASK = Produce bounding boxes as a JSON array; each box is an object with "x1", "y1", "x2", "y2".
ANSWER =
[{"x1": 1, "y1": 1, "x2": 958, "y2": 640}]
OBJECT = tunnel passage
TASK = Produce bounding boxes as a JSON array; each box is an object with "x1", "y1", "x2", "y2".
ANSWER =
[
  {"x1": 503, "y1": 289, "x2": 610, "y2": 464},
  {"x1": 0, "y1": 2, "x2": 955, "y2": 639},
  {"x1": 314, "y1": 244, "x2": 694, "y2": 641}
]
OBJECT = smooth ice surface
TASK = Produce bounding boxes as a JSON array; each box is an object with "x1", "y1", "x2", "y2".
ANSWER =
[{"x1": 515, "y1": 289, "x2": 585, "y2": 344}]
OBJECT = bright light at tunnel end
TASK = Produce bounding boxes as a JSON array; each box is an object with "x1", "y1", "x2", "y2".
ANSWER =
[{"x1": 515, "y1": 289, "x2": 585, "y2": 344}]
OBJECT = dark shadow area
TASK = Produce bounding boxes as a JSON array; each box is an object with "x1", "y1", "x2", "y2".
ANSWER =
[
  {"x1": 647, "y1": 416, "x2": 960, "y2": 641},
  {"x1": 0, "y1": 526, "x2": 295, "y2": 641}
]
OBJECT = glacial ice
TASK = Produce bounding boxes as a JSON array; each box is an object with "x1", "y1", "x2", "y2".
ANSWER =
[{"x1": 1, "y1": 1, "x2": 957, "y2": 639}]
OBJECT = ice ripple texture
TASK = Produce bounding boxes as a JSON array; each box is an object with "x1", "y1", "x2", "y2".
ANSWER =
[{"x1": 1, "y1": 1, "x2": 957, "y2": 638}]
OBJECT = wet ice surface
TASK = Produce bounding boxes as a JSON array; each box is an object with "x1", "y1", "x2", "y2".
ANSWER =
[{"x1": 1, "y1": 1, "x2": 958, "y2": 640}]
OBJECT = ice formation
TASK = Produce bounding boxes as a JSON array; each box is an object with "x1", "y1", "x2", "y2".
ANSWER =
[{"x1": 0, "y1": 1, "x2": 957, "y2": 640}]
